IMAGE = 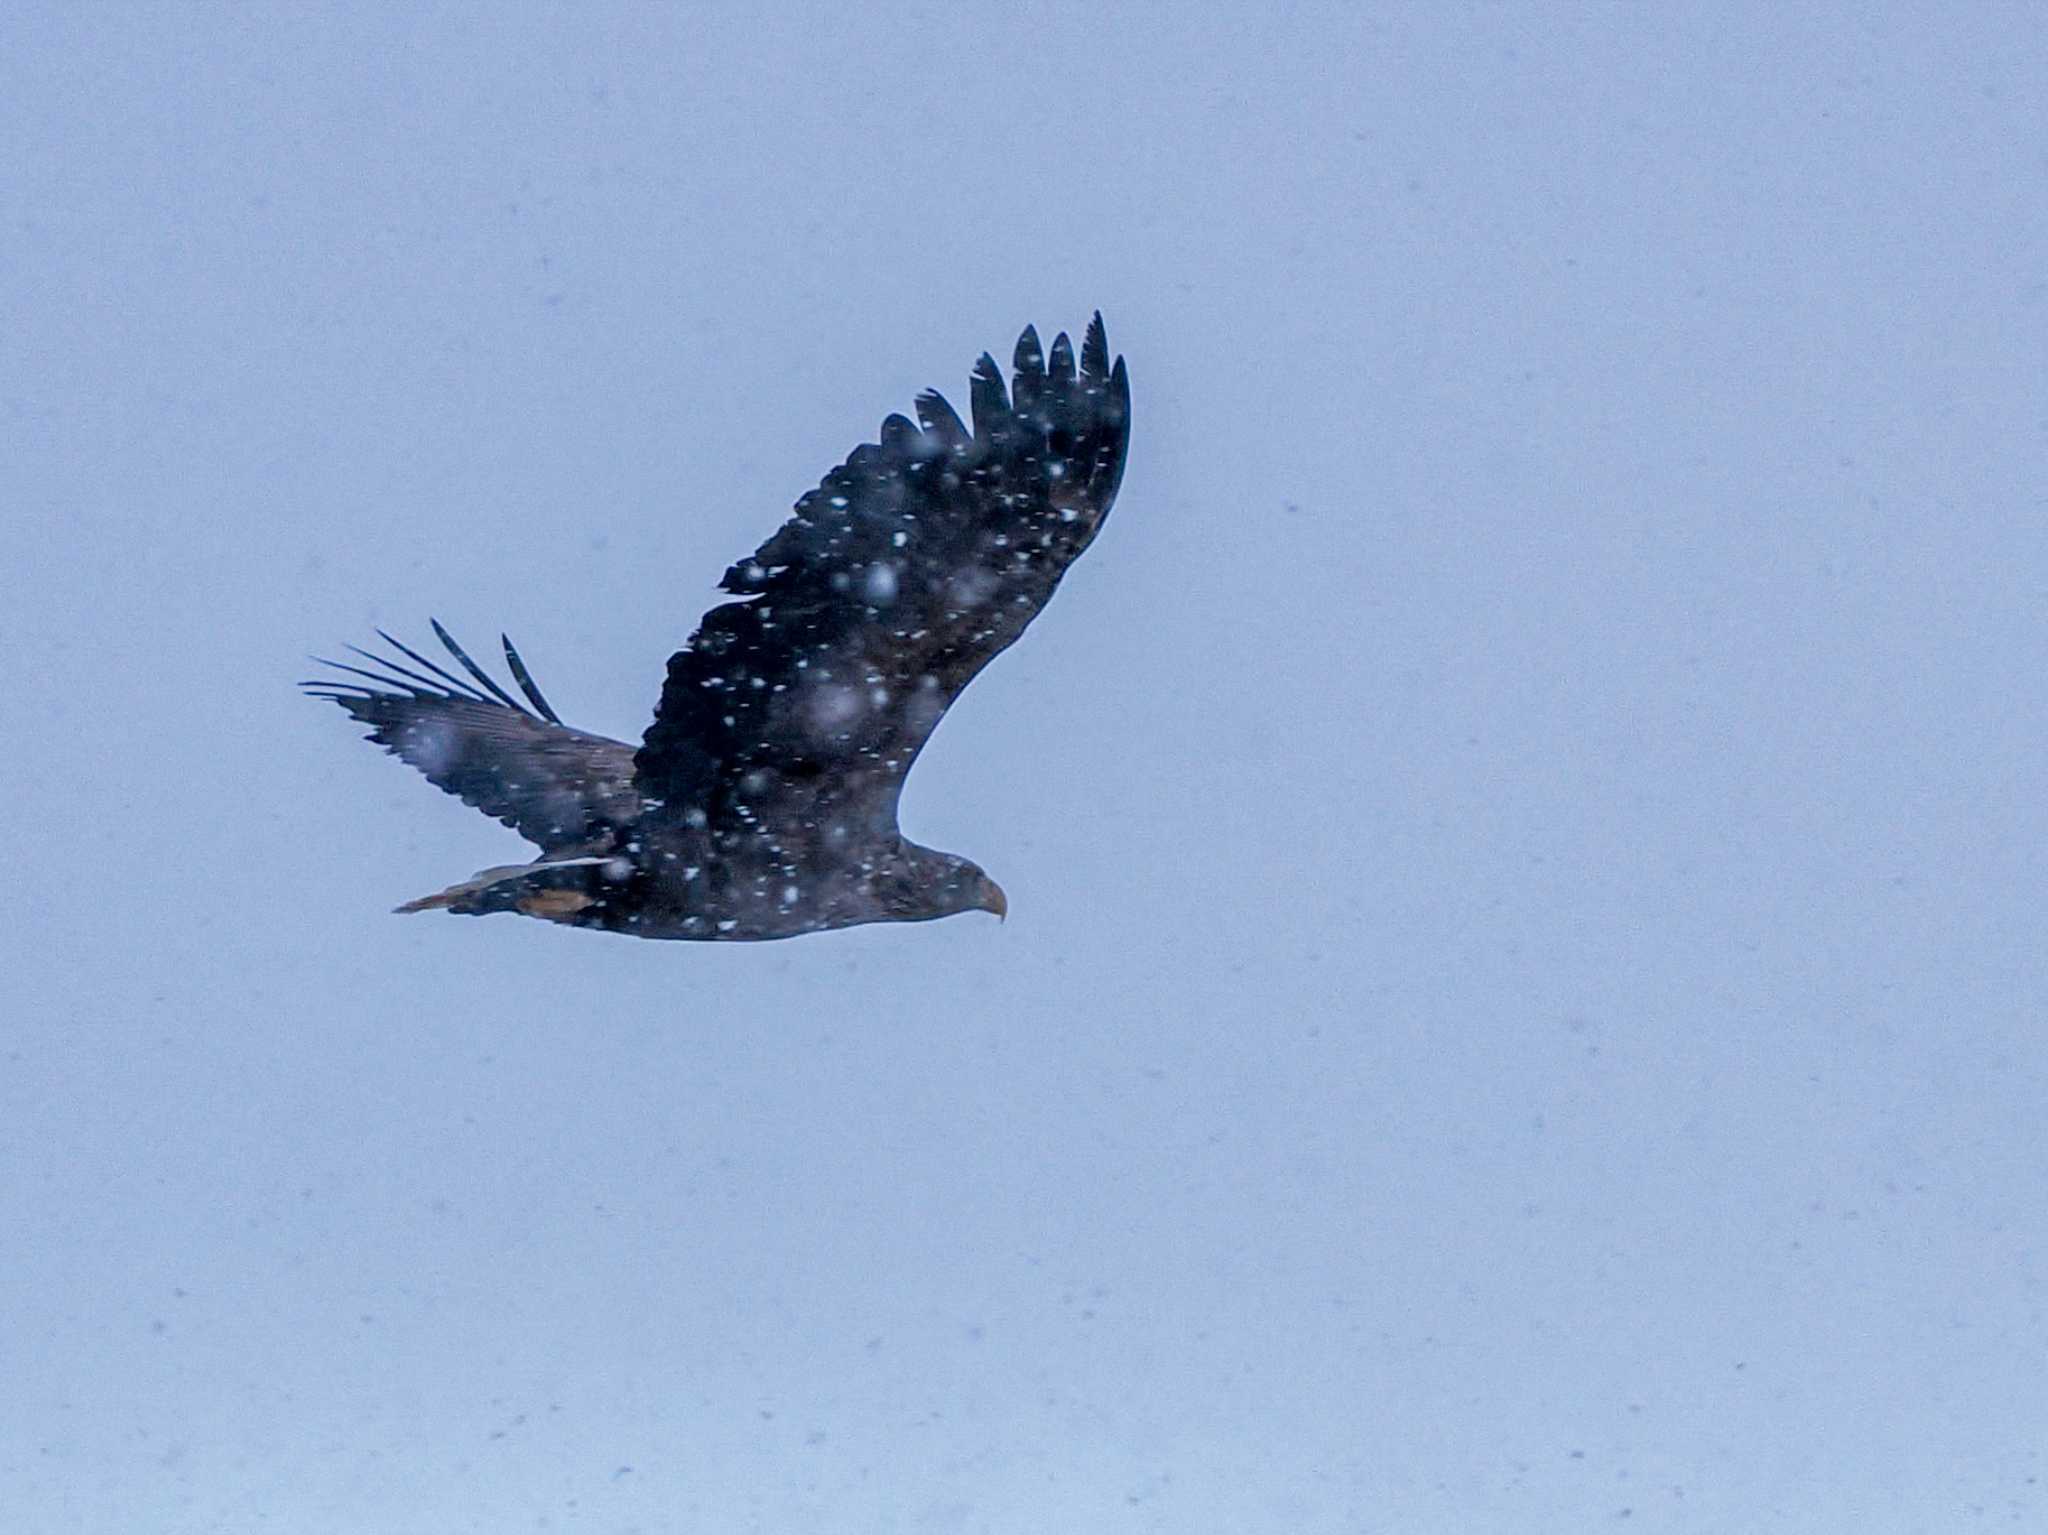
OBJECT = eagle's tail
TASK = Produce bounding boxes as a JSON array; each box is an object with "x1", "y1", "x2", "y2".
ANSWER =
[{"x1": 396, "y1": 856, "x2": 612, "y2": 922}]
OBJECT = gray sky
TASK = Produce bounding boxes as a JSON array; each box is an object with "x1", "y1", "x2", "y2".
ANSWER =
[{"x1": 5, "y1": 5, "x2": 2044, "y2": 1531}]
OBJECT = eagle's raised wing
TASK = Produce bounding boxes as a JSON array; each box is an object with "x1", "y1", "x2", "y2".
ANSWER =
[
  {"x1": 305, "y1": 622, "x2": 643, "y2": 852},
  {"x1": 634, "y1": 315, "x2": 1130, "y2": 839}
]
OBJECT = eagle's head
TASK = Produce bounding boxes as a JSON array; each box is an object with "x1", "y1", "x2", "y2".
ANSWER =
[{"x1": 876, "y1": 845, "x2": 1007, "y2": 925}]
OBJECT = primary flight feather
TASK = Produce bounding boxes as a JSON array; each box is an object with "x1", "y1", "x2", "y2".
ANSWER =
[{"x1": 305, "y1": 315, "x2": 1131, "y2": 939}]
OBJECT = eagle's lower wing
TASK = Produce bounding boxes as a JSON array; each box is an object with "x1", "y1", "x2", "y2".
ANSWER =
[
  {"x1": 634, "y1": 315, "x2": 1130, "y2": 836},
  {"x1": 305, "y1": 623, "x2": 642, "y2": 851}
]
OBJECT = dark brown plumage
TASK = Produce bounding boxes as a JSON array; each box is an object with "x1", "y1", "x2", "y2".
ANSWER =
[{"x1": 306, "y1": 315, "x2": 1131, "y2": 939}]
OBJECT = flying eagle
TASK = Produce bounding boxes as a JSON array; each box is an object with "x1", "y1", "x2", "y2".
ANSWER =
[{"x1": 305, "y1": 315, "x2": 1130, "y2": 940}]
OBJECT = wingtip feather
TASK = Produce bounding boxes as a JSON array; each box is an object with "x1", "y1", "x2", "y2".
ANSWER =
[
  {"x1": 970, "y1": 352, "x2": 1009, "y2": 437},
  {"x1": 1082, "y1": 313, "x2": 1110, "y2": 381},
  {"x1": 430, "y1": 619, "x2": 527, "y2": 713},
  {"x1": 1013, "y1": 324, "x2": 1044, "y2": 378},
  {"x1": 501, "y1": 633, "x2": 563, "y2": 724},
  {"x1": 1047, "y1": 331, "x2": 1075, "y2": 383},
  {"x1": 880, "y1": 411, "x2": 918, "y2": 451},
  {"x1": 365, "y1": 630, "x2": 491, "y2": 702},
  {"x1": 914, "y1": 388, "x2": 968, "y2": 445}
]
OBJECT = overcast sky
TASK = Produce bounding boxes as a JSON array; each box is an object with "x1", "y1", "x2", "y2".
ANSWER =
[{"x1": 5, "y1": 5, "x2": 2044, "y2": 1532}]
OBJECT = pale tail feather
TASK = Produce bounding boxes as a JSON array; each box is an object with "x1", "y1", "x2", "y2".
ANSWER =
[{"x1": 394, "y1": 857, "x2": 610, "y2": 914}]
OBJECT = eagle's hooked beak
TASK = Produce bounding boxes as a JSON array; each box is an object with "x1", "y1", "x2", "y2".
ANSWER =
[{"x1": 980, "y1": 875, "x2": 1008, "y2": 923}]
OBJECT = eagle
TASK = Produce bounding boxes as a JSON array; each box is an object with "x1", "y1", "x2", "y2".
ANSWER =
[{"x1": 305, "y1": 315, "x2": 1130, "y2": 940}]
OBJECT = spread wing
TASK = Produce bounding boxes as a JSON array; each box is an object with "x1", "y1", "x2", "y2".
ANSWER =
[
  {"x1": 634, "y1": 315, "x2": 1130, "y2": 838},
  {"x1": 304, "y1": 621, "x2": 643, "y2": 851}
]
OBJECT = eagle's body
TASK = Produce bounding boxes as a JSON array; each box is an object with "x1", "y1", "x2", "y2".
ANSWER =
[{"x1": 306, "y1": 316, "x2": 1130, "y2": 940}]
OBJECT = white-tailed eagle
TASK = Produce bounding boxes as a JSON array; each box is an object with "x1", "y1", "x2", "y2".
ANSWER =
[{"x1": 306, "y1": 315, "x2": 1131, "y2": 939}]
